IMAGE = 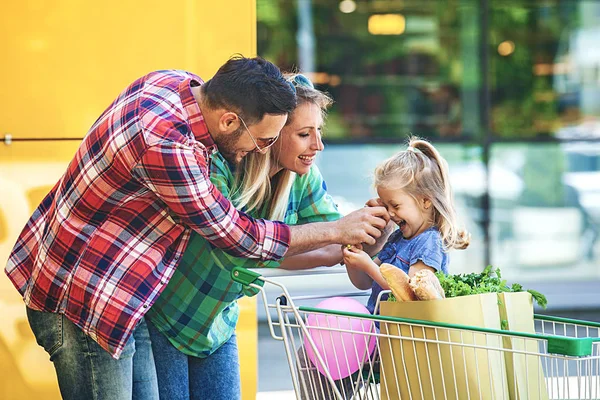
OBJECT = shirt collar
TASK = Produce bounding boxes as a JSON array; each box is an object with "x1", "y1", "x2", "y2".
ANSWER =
[{"x1": 179, "y1": 77, "x2": 217, "y2": 155}]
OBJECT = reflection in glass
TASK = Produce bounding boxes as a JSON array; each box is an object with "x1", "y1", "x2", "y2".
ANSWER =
[
  {"x1": 490, "y1": 144, "x2": 600, "y2": 281},
  {"x1": 258, "y1": 0, "x2": 481, "y2": 140},
  {"x1": 258, "y1": 0, "x2": 600, "y2": 283},
  {"x1": 490, "y1": 1, "x2": 600, "y2": 138}
]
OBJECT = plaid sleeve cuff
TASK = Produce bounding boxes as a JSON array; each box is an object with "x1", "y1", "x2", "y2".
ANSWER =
[{"x1": 260, "y1": 220, "x2": 291, "y2": 260}]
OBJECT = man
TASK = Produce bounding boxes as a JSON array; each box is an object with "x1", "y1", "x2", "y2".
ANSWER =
[{"x1": 5, "y1": 56, "x2": 388, "y2": 399}]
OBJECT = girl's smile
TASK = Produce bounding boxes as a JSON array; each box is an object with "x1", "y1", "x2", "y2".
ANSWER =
[{"x1": 376, "y1": 187, "x2": 433, "y2": 240}]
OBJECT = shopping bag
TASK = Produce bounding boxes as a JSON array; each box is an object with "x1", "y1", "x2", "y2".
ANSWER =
[
  {"x1": 379, "y1": 293, "x2": 509, "y2": 400},
  {"x1": 498, "y1": 292, "x2": 548, "y2": 400}
]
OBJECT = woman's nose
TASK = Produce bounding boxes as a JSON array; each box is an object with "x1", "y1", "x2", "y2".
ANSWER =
[{"x1": 312, "y1": 133, "x2": 324, "y2": 151}]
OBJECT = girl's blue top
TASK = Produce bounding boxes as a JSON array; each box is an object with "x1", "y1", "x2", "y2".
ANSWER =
[{"x1": 366, "y1": 227, "x2": 448, "y2": 314}]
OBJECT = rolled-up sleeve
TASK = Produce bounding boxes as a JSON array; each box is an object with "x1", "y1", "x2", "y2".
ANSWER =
[{"x1": 133, "y1": 141, "x2": 290, "y2": 260}]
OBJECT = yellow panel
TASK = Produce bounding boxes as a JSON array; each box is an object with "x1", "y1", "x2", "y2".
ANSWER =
[
  {"x1": 237, "y1": 296, "x2": 258, "y2": 399},
  {"x1": 0, "y1": 139, "x2": 260, "y2": 399},
  {"x1": 0, "y1": 0, "x2": 257, "y2": 139},
  {"x1": 1, "y1": 0, "x2": 259, "y2": 398},
  {"x1": 0, "y1": 140, "x2": 80, "y2": 400}
]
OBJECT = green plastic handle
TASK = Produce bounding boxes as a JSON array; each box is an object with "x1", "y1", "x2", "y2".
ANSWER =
[
  {"x1": 298, "y1": 306, "x2": 600, "y2": 357},
  {"x1": 231, "y1": 266, "x2": 264, "y2": 297}
]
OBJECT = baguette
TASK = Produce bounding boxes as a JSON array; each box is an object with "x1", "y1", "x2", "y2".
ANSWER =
[
  {"x1": 380, "y1": 263, "x2": 417, "y2": 301},
  {"x1": 409, "y1": 269, "x2": 445, "y2": 300}
]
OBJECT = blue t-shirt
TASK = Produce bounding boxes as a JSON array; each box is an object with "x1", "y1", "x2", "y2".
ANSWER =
[{"x1": 366, "y1": 227, "x2": 448, "y2": 313}]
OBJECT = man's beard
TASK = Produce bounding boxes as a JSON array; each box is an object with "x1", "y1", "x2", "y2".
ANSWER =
[{"x1": 212, "y1": 126, "x2": 244, "y2": 164}]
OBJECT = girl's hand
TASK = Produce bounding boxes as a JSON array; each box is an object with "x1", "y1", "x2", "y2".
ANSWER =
[{"x1": 342, "y1": 244, "x2": 373, "y2": 270}]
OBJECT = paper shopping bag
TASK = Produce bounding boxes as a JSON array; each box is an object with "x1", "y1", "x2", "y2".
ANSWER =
[
  {"x1": 379, "y1": 293, "x2": 509, "y2": 400},
  {"x1": 497, "y1": 292, "x2": 548, "y2": 400}
]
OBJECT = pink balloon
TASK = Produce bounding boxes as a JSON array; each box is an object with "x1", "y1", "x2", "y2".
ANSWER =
[{"x1": 303, "y1": 297, "x2": 376, "y2": 380}]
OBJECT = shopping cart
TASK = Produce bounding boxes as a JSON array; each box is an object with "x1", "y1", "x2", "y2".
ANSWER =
[{"x1": 232, "y1": 267, "x2": 600, "y2": 400}]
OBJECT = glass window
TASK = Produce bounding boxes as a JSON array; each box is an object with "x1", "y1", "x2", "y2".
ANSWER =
[
  {"x1": 490, "y1": 143, "x2": 600, "y2": 281},
  {"x1": 257, "y1": 0, "x2": 600, "y2": 285},
  {"x1": 258, "y1": 0, "x2": 482, "y2": 140},
  {"x1": 490, "y1": 1, "x2": 600, "y2": 138}
]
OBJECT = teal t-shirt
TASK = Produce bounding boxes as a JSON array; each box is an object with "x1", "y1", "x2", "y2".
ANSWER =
[{"x1": 146, "y1": 152, "x2": 341, "y2": 357}]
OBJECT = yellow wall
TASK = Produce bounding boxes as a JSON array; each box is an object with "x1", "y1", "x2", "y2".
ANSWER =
[
  {"x1": 0, "y1": 1, "x2": 258, "y2": 399},
  {"x1": 0, "y1": 0, "x2": 257, "y2": 139}
]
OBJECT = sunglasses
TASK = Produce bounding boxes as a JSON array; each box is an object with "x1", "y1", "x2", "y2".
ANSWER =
[{"x1": 286, "y1": 73, "x2": 315, "y2": 92}]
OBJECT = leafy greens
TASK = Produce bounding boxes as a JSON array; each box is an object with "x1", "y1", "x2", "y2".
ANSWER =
[{"x1": 434, "y1": 266, "x2": 547, "y2": 308}]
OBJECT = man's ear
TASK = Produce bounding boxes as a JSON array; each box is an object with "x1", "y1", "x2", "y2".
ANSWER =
[{"x1": 218, "y1": 111, "x2": 240, "y2": 134}]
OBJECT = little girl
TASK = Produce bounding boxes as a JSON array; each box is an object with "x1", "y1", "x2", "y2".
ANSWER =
[{"x1": 343, "y1": 137, "x2": 470, "y2": 313}]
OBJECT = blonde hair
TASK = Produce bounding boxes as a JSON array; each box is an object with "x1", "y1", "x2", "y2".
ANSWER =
[
  {"x1": 229, "y1": 74, "x2": 333, "y2": 220},
  {"x1": 229, "y1": 152, "x2": 271, "y2": 214},
  {"x1": 374, "y1": 137, "x2": 470, "y2": 250}
]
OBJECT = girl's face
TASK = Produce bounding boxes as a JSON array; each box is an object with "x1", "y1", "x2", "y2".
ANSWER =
[
  {"x1": 271, "y1": 102, "x2": 324, "y2": 176},
  {"x1": 376, "y1": 186, "x2": 434, "y2": 240}
]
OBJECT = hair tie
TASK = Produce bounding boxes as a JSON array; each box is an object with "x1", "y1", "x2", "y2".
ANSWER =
[{"x1": 407, "y1": 146, "x2": 417, "y2": 153}]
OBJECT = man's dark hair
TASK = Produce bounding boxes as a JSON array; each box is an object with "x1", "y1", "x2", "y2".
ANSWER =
[{"x1": 201, "y1": 55, "x2": 297, "y2": 125}]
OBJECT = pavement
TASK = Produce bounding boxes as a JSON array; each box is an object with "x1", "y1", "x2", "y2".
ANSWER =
[{"x1": 256, "y1": 391, "x2": 295, "y2": 399}]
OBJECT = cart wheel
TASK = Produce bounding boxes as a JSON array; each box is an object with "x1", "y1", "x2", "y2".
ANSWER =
[{"x1": 277, "y1": 295, "x2": 288, "y2": 306}]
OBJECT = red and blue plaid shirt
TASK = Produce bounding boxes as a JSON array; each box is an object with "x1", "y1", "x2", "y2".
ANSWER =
[{"x1": 5, "y1": 70, "x2": 290, "y2": 358}]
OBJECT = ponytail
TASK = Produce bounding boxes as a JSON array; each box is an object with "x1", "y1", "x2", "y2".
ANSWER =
[{"x1": 376, "y1": 137, "x2": 470, "y2": 250}]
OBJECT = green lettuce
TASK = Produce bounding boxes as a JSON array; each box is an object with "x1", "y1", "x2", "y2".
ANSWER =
[{"x1": 435, "y1": 266, "x2": 547, "y2": 309}]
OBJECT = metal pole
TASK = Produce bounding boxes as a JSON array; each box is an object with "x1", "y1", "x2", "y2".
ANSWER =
[
  {"x1": 297, "y1": 0, "x2": 315, "y2": 73},
  {"x1": 480, "y1": 0, "x2": 492, "y2": 267}
]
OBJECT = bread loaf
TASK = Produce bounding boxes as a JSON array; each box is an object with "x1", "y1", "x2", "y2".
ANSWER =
[
  {"x1": 409, "y1": 269, "x2": 445, "y2": 300},
  {"x1": 380, "y1": 263, "x2": 417, "y2": 301}
]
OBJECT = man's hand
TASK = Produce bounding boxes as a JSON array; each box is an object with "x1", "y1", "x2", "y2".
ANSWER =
[
  {"x1": 364, "y1": 219, "x2": 395, "y2": 257},
  {"x1": 286, "y1": 206, "x2": 388, "y2": 257},
  {"x1": 334, "y1": 206, "x2": 389, "y2": 246},
  {"x1": 364, "y1": 197, "x2": 385, "y2": 209},
  {"x1": 361, "y1": 197, "x2": 394, "y2": 256}
]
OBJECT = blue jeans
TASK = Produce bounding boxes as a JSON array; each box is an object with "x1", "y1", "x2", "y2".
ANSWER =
[
  {"x1": 147, "y1": 319, "x2": 241, "y2": 400},
  {"x1": 26, "y1": 307, "x2": 159, "y2": 400}
]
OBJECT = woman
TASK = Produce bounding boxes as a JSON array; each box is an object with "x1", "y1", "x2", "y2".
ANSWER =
[{"x1": 145, "y1": 74, "x2": 358, "y2": 399}]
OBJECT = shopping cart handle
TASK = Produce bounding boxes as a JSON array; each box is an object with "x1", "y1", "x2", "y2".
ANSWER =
[{"x1": 231, "y1": 266, "x2": 265, "y2": 297}]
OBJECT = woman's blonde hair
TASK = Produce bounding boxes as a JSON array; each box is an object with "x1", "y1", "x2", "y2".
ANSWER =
[
  {"x1": 229, "y1": 74, "x2": 333, "y2": 220},
  {"x1": 374, "y1": 137, "x2": 470, "y2": 250}
]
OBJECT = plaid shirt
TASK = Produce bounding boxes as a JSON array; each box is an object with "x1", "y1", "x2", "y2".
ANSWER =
[
  {"x1": 146, "y1": 154, "x2": 341, "y2": 357},
  {"x1": 5, "y1": 70, "x2": 290, "y2": 359}
]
